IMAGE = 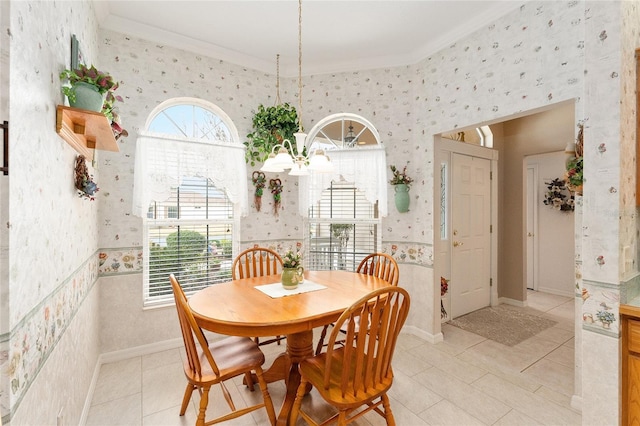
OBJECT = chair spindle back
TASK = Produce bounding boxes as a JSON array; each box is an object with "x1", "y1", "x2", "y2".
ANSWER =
[{"x1": 324, "y1": 286, "x2": 410, "y2": 397}]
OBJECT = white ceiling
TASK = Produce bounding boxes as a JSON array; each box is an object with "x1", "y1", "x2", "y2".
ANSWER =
[{"x1": 96, "y1": 1, "x2": 523, "y2": 77}]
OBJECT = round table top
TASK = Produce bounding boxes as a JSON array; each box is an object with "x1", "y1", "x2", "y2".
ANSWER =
[{"x1": 189, "y1": 270, "x2": 391, "y2": 337}]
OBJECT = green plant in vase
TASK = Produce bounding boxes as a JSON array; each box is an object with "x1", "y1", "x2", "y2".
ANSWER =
[
  {"x1": 281, "y1": 250, "x2": 304, "y2": 290},
  {"x1": 389, "y1": 163, "x2": 414, "y2": 213}
]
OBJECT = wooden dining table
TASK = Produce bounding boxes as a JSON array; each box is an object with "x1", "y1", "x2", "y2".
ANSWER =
[{"x1": 188, "y1": 269, "x2": 391, "y2": 425}]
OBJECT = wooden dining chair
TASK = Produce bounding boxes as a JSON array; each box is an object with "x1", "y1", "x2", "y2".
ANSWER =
[
  {"x1": 232, "y1": 247, "x2": 286, "y2": 388},
  {"x1": 169, "y1": 274, "x2": 277, "y2": 426},
  {"x1": 290, "y1": 286, "x2": 410, "y2": 426},
  {"x1": 315, "y1": 252, "x2": 399, "y2": 355},
  {"x1": 357, "y1": 252, "x2": 399, "y2": 286},
  {"x1": 232, "y1": 246, "x2": 283, "y2": 280},
  {"x1": 232, "y1": 246, "x2": 285, "y2": 348}
]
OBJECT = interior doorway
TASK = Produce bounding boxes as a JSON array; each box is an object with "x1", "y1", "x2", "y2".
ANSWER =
[
  {"x1": 524, "y1": 151, "x2": 575, "y2": 297},
  {"x1": 435, "y1": 100, "x2": 576, "y2": 323}
]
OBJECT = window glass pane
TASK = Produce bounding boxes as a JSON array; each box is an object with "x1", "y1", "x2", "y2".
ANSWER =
[{"x1": 147, "y1": 104, "x2": 232, "y2": 142}]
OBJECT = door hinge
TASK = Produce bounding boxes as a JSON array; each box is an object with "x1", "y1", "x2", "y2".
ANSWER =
[
  {"x1": 490, "y1": 171, "x2": 493, "y2": 180},
  {"x1": 490, "y1": 224, "x2": 493, "y2": 233},
  {"x1": 490, "y1": 278, "x2": 493, "y2": 287}
]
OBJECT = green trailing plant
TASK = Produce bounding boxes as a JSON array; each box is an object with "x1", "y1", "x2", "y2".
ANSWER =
[{"x1": 244, "y1": 103, "x2": 299, "y2": 166}]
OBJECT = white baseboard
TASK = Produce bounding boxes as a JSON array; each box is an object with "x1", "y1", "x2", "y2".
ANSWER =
[
  {"x1": 79, "y1": 338, "x2": 184, "y2": 425},
  {"x1": 403, "y1": 325, "x2": 443, "y2": 344},
  {"x1": 537, "y1": 286, "x2": 574, "y2": 298},
  {"x1": 100, "y1": 338, "x2": 184, "y2": 364},
  {"x1": 498, "y1": 297, "x2": 528, "y2": 308},
  {"x1": 570, "y1": 394, "x2": 582, "y2": 413}
]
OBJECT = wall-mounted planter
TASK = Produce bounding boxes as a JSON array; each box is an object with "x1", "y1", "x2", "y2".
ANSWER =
[{"x1": 393, "y1": 183, "x2": 410, "y2": 212}]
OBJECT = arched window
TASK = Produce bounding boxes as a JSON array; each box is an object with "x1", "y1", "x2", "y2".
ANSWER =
[
  {"x1": 132, "y1": 98, "x2": 247, "y2": 305},
  {"x1": 302, "y1": 113, "x2": 386, "y2": 271}
]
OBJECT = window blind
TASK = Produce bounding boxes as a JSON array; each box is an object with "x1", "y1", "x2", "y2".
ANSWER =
[
  {"x1": 307, "y1": 181, "x2": 379, "y2": 271},
  {"x1": 144, "y1": 178, "x2": 234, "y2": 305}
]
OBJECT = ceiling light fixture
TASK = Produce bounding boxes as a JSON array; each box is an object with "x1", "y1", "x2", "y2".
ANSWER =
[
  {"x1": 344, "y1": 121, "x2": 357, "y2": 147},
  {"x1": 260, "y1": 0, "x2": 334, "y2": 176}
]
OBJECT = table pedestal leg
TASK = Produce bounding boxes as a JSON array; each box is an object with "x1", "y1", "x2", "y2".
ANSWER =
[{"x1": 276, "y1": 330, "x2": 313, "y2": 426}]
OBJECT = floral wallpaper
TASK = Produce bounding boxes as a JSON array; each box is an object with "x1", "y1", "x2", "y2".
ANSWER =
[
  {"x1": 4, "y1": 0, "x2": 104, "y2": 423},
  {"x1": 97, "y1": 248, "x2": 143, "y2": 275},
  {"x1": 1, "y1": 256, "x2": 98, "y2": 420}
]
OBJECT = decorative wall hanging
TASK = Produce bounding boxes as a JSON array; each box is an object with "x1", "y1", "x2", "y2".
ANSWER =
[
  {"x1": 74, "y1": 155, "x2": 98, "y2": 200},
  {"x1": 389, "y1": 164, "x2": 413, "y2": 213},
  {"x1": 543, "y1": 178, "x2": 574, "y2": 211},
  {"x1": 441, "y1": 276, "x2": 449, "y2": 319},
  {"x1": 252, "y1": 171, "x2": 266, "y2": 212},
  {"x1": 565, "y1": 122, "x2": 583, "y2": 195},
  {"x1": 269, "y1": 178, "x2": 282, "y2": 216}
]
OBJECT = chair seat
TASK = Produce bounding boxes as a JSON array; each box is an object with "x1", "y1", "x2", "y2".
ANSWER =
[
  {"x1": 183, "y1": 336, "x2": 265, "y2": 384},
  {"x1": 299, "y1": 348, "x2": 394, "y2": 409}
]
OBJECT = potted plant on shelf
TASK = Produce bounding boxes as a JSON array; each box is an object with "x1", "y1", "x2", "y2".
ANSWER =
[
  {"x1": 60, "y1": 64, "x2": 121, "y2": 111},
  {"x1": 244, "y1": 103, "x2": 299, "y2": 166},
  {"x1": 389, "y1": 163, "x2": 414, "y2": 213},
  {"x1": 60, "y1": 64, "x2": 127, "y2": 138}
]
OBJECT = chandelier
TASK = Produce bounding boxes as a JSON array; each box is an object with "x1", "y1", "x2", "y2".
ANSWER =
[{"x1": 260, "y1": 0, "x2": 334, "y2": 177}]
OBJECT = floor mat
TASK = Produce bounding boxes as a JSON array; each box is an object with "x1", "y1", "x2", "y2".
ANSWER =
[{"x1": 448, "y1": 305, "x2": 557, "y2": 346}]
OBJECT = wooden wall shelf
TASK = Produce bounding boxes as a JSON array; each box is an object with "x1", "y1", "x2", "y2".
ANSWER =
[{"x1": 55, "y1": 105, "x2": 119, "y2": 160}]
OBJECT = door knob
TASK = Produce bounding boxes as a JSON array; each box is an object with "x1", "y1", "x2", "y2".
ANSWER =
[
  {"x1": 453, "y1": 241, "x2": 463, "y2": 247},
  {"x1": 528, "y1": 232, "x2": 534, "y2": 237}
]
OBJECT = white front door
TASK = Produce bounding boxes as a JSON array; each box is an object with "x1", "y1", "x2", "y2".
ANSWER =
[{"x1": 451, "y1": 153, "x2": 491, "y2": 318}]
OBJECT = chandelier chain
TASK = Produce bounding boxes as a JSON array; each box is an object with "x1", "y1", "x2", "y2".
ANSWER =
[
  {"x1": 298, "y1": 0, "x2": 303, "y2": 131},
  {"x1": 275, "y1": 53, "x2": 281, "y2": 105}
]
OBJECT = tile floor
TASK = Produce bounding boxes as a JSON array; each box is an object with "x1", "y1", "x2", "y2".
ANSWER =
[{"x1": 86, "y1": 291, "x2": 580, "y2": 425}]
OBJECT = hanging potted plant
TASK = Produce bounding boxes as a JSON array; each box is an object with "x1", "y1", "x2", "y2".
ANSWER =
[
  {"x1": 389, "y1": 164, "x2": 414, "y2": 213},
  {"x1": 244, "y1": 103, "x2": 299, "y2": 166}
]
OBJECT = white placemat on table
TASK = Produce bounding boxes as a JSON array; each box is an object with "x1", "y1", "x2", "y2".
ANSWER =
[{"x1": 255, "y1": 281, "x2": 327, "y2": 298}]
